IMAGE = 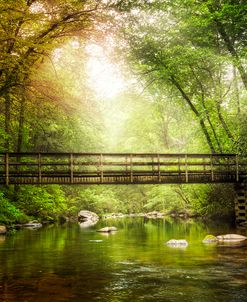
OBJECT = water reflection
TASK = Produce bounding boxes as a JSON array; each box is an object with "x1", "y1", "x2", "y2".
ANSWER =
[{"x1": 0, "y1": 218, "x2": 246, "y2": 301}]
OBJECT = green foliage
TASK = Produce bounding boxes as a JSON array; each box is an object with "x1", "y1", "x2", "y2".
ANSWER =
[
  {"x1": 70, "y1": 186, "x2": 124, "y2": 214},
  {"x1": 0, "y1": 192, "x2": 28, "y2": 225},
  {"x1": 16, "y1": 185, "x2": 67, "y2": 221},
  {"x1": 188, "y1": 184, "x2": 235, "y2": 217}
]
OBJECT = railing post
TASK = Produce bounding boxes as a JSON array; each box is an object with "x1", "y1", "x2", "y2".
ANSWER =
[
  {"x1": 236, "y1": 154, "x2": 239, "y2": 182},
  {"x1": 38, "y1": 153, "x2": 42, "y2": 183},
  {"x1": 158, "y1": 154, "x2": 161, "y2": 182},
  {"x1": 152, "y1": 156, "x2": 154, "y2": 175},
  {"x1": 70, "y1": 153, "x2": 74, "y2": 184},
  {"x1": 100, "y1": 154, "x2": 103, "y2": 183},
  {"x1": 5, "y1": 153, "x2": 9, "y2": 186},
  {"x1": 185, "y1": 154, "x2": 188, "y2": 183},
  {"x1": 130, "y1": 154, "x2": 133, "y2": 183},
  {"x1": 210, "y1": 155, "x2": 214, "y2": 182},
  {"x1": 178, "y1": 156, "x2": 181, "y2": 176}
]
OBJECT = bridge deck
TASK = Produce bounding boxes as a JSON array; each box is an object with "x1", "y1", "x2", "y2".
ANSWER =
[{"x1": 0, "y1": 152, "x2": 246, "y2": 185}]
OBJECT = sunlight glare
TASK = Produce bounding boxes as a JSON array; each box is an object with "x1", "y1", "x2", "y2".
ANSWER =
[{"x1": 86, "y1": 44, "x2": 125, "y2": 99}]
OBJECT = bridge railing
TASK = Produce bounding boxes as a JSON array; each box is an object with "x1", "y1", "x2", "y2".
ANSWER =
[{"x1": 0, "y1": 153, "x2": 245, "y2": 184}]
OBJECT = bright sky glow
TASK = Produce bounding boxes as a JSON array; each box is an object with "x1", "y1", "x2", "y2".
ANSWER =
[{"x1": 86, "y1": 43, "x2": 125, "y2": 99}]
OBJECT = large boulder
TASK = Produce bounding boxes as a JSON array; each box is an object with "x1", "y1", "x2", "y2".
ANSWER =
[
  {"x1": 0, "y1": 226, "x2": 7, "y2": 235},
  {"x1": 165, "y1": 239, "x2": 188, "y2": 247},
  {"x1": 217, "y1": 234, "x2": 247, "y2": 242},
  {"x1": 78, "y1": 210, "x2": 99, "y2": 223},
  {"x1": 78, "y1": 210, "x2": 99, "y2": 227}
]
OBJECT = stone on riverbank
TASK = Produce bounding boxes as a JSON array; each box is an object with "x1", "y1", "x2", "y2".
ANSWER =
[
  {"x1": 0, "y1": 226, "x2": 7, "y2": 234},
  {"x1": 97, "y1": 226, "x2": 117, "y2": 233},
  {"x1": 202, "y1": 235, "x2": 218, "y2": 244},
  {"x1": 165, "y1": 239, "x2": 188, "y2": 247},
  {"x1": 23, "y1": 222, "x2": 42, "y2": 228},
  {"x1": 217, "y1": 234, "x2": 247, "y2": 242},
  {"x1": 146, "y1": 211, "x2": 164, "y2": 219}
]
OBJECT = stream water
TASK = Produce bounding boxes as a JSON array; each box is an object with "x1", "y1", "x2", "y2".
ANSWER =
[{"x1": 0, "y1": 218, "x2": 247, "y2": 302}]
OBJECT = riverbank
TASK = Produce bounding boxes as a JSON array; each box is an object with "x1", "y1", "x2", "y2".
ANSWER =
[{"x1": 0, "y1": 207, "x2": 238, "y2": 235}]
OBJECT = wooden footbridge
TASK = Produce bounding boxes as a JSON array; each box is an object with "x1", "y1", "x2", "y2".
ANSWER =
[
  {"x1": 1, "y1": 152, "x2": 247, "y2": 223},
  {"x1": 0, "y1": 152, "x2": 246, "y2": 185}
]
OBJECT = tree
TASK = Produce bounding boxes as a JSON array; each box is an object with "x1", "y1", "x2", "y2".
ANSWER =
[
  {"x1": 0, "y1": 0, "x2": 99, "y2": 151},
  {"x1": 113, "y1": 1, "x2": 242, "y2": 152}
]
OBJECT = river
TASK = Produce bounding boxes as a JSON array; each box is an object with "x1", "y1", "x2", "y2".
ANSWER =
[{"x1": 0, "y1": 218, "x2": 247, "y2": 302}]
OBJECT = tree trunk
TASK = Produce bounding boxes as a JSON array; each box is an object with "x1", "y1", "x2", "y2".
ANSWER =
[
  {"x1": 233, "y1": 67, "x2": 240, "y2": 115},
  {"x1": 201, "y1": 98, "x2": 222, "y2": 153},
  {"x1": 216, "y1": 103, "x2": 235, "y2": 142},
  {"x1": 170, "y1": 76, "x2": 216, "y2": 153},
  {"x1": 209, "y1": 9, "x2": 247, "y2": 89},
  {"x1": 4, "y1": 94, "x2": 11, "y2": 152},
  {"x1": 17, "y1": 97, "x2": 25, "y2": 153}
]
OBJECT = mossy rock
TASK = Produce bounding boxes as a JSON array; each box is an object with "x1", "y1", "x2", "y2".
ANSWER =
[{"x1": 202, "y1": 235, "x2": 217, "y2": 244}]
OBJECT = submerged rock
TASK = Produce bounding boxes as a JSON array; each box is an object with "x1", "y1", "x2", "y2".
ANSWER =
[
  {"x1": 0, "y1": 226, "x2": 7, "y2": 235},
  {"x1": 202, "y1": 235, "x2": 218, "y2": 244},
  {"x1": 97, "y1": 226, "x2": 117, "y2": 233},
  {"x1": 217, "y1": 234, "x2": 247, "y2": 242},
  {"x1": 165, "y1": 239, "x2": 188, "y2": 247}
]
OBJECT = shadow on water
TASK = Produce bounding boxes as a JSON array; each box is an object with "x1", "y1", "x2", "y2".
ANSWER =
[{"x1": 0, "y1": 218, "x2": 247, "y2": 302}]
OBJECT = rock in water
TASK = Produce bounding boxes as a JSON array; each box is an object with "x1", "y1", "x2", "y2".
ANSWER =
[
  {"x1": 0, "y1": 226, "x2": 7, "y2": 234},
  {"x1": 97, "y1": 226, "x2": 117, "y2": 233},
  {"x1": 165, "y1": 239, "x2": 188, "y2": 247},
  {"x1": 202, "y1": 235, "x2": 218, "y2": 244},
  {"x1": 78, "y1": 210, "x2": 99, "y2": 223},
  {"x1": 217, "y1": 234, "x2": 247, "y2": 242}
]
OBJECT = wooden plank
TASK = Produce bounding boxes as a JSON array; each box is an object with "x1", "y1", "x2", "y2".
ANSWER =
[
  {"x1": 178, "y1": 157, "x2": 181, "y2": 176},
  {"x1": 130, "y1": 154, "x2": 133, "y2": 183},
  {"x1": 158, "y1": 154, "x2": 161, "y2": 182},
  {"x1": 0, "y1": 161, "x2": 239, "y2": 167},
  {"x1": 210, "y1": 155, "x2": 214, "y2": 181},
  {"x1": 100, "y1": 154, "x2": 103, "y2": 183},
  {"x1": 185, "y1": 154, "x2": 188, "y2": 183},
  {"x1": 0, "y1": 152, "x2": 238, "y2": 158}
]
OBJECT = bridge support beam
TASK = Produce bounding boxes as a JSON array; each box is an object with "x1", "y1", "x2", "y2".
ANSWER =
[{"x1": 235, "y1": 182, "x2": 247, "y2": 224}]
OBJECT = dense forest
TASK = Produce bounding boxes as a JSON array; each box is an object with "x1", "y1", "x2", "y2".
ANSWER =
[{"x1": 0, "y1": 0, "x2": 246, "y2": 225}]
